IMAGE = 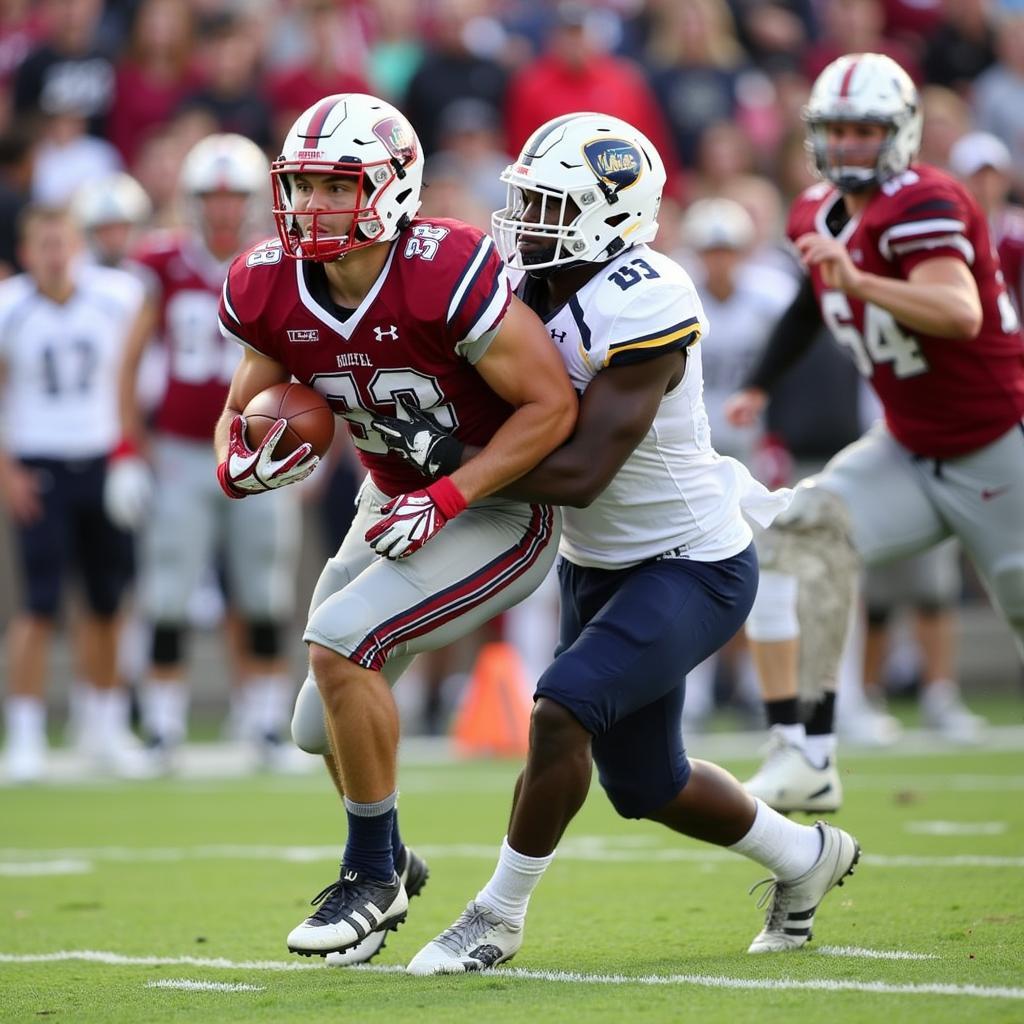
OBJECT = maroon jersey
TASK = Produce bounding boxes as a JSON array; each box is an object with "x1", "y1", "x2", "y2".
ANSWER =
[
  {"x1": 135, "y1": 232, "x2": 239, "y2": 442},
  {"x1": 219, "y1": 218, "x2": 513, "y2": 496},
  {"x1": 994, "y1": 205, "x2": 1024, "y2": 319},
  {"x1": 789, "y1": 165, "x2": 1024, "y2": 458}
]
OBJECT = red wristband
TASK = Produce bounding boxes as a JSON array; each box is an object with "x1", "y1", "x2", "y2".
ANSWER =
[
  {"x1": 217, "y1": 460, "x2": 247, "y2": 499},
  {"x1": 111, "y1": 437, "x2": 141, "y2": 460},
  {"x1": 427, "y1": 476, "x2": 468, "y2": 519}
]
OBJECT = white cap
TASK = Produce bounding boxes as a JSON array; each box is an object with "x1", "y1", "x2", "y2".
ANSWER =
[
  {"x1": 681, "y1": 197, "x2": 755, "y2": 251},
  {"x1": 949, "y1": 131, "x2": 1012, "y2": 178}
]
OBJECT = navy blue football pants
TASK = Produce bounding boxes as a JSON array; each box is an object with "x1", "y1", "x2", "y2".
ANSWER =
[{"x1": 536, "y1": 543, "x2": 758, "y2": 819}]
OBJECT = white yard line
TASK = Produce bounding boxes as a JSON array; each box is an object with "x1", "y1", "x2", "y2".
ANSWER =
[
  {"x1": 146, "y1": 979, "x2": 265, "y2": 992},
  {"x1": 0, "y1": 951, "x2": 1020, "y2": 1000},
  {"x1": 0, "y1": 859, "x2": 91, "y2": 876},
  {"x1": 816, "y1": 945, "x2": 939, "y2": 960},
  {"x1": 904, "y1": 821, "x2": 1008, "y2": 836},
  {"x1": 2, "y1": 843, "x2": 1023, "y2": 869}
]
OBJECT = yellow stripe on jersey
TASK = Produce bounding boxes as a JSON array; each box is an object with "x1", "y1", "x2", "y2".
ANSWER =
[{"x1": 604, "y1": 320, "x2": 702, "y2": 367}]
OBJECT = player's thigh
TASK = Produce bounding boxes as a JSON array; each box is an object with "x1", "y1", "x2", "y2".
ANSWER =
[
  {"x1": 537, "y1": 545, "x2": 758, "y2": 737},
  {"x1": 863, "y1": 537, "x2": 962, "y2": 613},
  {"x1": 139, "y1": 438, "x2": 216, "y2": 621},
  {"x1": 926, "y1": 422, "x2": 1024, "y2": 647},
  {"x1": 814, "y1": 422, "x2": 948, "y2": 563},
  {"x1": 225, "y1": 485, "x2": 302, "y2": 621},
  {"x1": 303, "y1": 484, "x2": 560, "y2": 671},
  {"x1": 73, "y1": 458, "x2": 134, "y2": 617},
  {"x1": 13, "y1": 460, "x2": 70, "y2": 617}
]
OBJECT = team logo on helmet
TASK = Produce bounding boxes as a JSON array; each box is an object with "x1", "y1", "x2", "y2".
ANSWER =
[
  {"x1": 583, "y1": 139, "x2": 642, "y2": 190},
  {"x1": 373, "y1": 117, "x2": 417, "y2": 166}
]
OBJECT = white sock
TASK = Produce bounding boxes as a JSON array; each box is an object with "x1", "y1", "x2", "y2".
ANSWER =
[
  {"x1": 804, "y1": 733, "x2": 837, "y2": 769},
  {"x1": 475, "y1": 836, "x2": 554, "y2": 927},
  {"x1": 4, "y1": 695, "x2": 46, "y2": 743},
  {"x1": 246, "y1": 674, "x2": 295, "y2": 740},
  {"x1": 141, "y1": 680, "x2": 189, "y2": 745},
  {"x1": 774, "y1": 722, "x2": 806, "y2": 749},
  {"x1": 91, "y1": 688, "x2": 132, "y2": 744},
  {"x1": 729, "y1": 799, "x2": 823, "y2": 880}
]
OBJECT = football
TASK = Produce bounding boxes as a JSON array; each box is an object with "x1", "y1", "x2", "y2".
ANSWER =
[{"x1": 242, "y1": 382, "x2": 335, "y2": 458}]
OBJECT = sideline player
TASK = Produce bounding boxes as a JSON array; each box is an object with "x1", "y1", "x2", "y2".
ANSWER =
[
  {"x1": 371, "y1": 112, "x2": 860, "y2": 973},
  {"x1": 213, "y1": 93, "x2": 576, "y2": 961},
  {"x1": 726, "y1": 53, "x2": 1024, "y2": 813},
  {"x1": 108, "y1": 134, "x2": 304, "y2": 769},
  {"x1": 0, "y1": 207, "x2": 147, "y2": 781}
]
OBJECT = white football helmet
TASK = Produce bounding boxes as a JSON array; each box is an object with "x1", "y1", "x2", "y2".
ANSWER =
[
  {"x1": 492, "y1": 112, "x2": 665, "y2": 273},
  {"x1": 180, "y1": 133, "x2": 270, "y2": 233},
  {"x1": 804, "y1": 52, "x2": 922, "y2": 192},
  {"x1": 271, "y1": 93, "x2": 423, "y2": 261},
  {"x1": 73, "y1": 173, "x2": 152, "y2": 230}
]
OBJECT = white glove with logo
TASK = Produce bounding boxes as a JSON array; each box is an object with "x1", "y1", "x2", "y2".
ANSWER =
[
  {"x1": 104, "y1": 443, "x2": 154, "y2": 530},
  {"x1": 364, "y1": 477, "x2": 468, "y2": 559},
  {"x1": 217, "y1": 415, "x2": 319, "y2": 498}
]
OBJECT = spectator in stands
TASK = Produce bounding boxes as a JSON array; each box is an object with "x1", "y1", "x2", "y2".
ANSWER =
[
  {"x1": 918, "y1": 84, "x2": 971, "y2": 169},
  {"x1": 12, "y1": 0, "x2": 114, "y2": 138},
  {"x1": 107, "y1": 0, "x2": 202, "y2": 168},
  {"x1": 402, "y1": 0, "x2": 509, "y2": 157},
  {"x1": 503, "y1": 1, "x2": 680, "y2": 190},
  {"x1": 923, "y1": 0, "x2": 996, "y2": 92},
  {"x1": 645, "y1": 0, "x2": 780, "y2": 168},
  {"x1": 177, "y1": 9, "x2": 272, "y2": 150},
  {"x1": 265, "y1": 0, "x2": 369, "y2": 147},
  {"x1": 972, "y1": 9, "x2": 1024, "y2": 194}
]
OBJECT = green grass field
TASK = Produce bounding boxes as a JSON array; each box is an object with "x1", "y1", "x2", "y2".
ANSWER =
[{"x1": 2, "y1": 710, "x2": 1023, "y2": 1023}]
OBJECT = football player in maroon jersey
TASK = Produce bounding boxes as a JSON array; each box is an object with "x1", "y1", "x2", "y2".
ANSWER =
[
  {"x1": 726, "y1": 53, "x2": 1024, "y2": 814},
  {"x1": 214, "y1": 93, "x2": 576, "y2": 961}
]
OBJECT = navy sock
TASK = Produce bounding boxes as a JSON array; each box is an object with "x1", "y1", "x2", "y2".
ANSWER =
[
  {"x1": 766, "y1": 696, "x2": 800, "y2": 727},
  {"x1": 343, "y1": 792, "x2": 397, "y2": 882},
  {"x1": 805, "y1": 692, "x2": 836, "y2": 735},
  {"x1": 391, "y1": 810, "x2": 404, "y2": 867}
]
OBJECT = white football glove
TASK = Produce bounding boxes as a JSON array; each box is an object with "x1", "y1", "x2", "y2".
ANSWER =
[
  {"x1": 217, "y1": 415, "x2": 319, "y2": 498},
  {"x1": 364, "y1": 477, "x2": 468, "y2": 559},
  {"x1": 104, "y1": 453, "x2": 153, "y2": 530}
]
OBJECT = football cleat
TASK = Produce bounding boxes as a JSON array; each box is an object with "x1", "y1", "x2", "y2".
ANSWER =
[
  {"x1": 743, "y1": 726, "x2": 842, "y2": 814},
  {"x1": 920, "y1": 681, "x2": 986, "y2": 745},
  {"x1": 747, "y1": 821, "x2": 860, "y2": 953},
  {"x1": 406, "y1": 900, "x2": 523, "y2": 975},
  {"x1": 326, "y1": 846, "x2": 429, "y2": 966},
  {"x1": 287, "y1": 866, "x2": 408, "y2": 956}
]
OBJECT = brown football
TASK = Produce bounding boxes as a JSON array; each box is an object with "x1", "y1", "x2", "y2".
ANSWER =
[{"x1": 242, "y1": 382, "x2": 335, "y2": 458}]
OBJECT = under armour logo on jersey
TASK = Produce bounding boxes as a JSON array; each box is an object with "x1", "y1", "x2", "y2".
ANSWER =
[
  {"x1": 550, "y1": 329, "x2": 568, "y2": 344},
  {"x1": 374, "y1": 325, "x2": 399, "y2": 342}
]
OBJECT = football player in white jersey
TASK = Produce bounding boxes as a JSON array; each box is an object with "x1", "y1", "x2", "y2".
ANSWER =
[
  {"x1": 372, "y1": 113, "x2": 861, "y2": 972},
  {"x1": 0, "y1": 206, "x2": 150, "y2": 781}
]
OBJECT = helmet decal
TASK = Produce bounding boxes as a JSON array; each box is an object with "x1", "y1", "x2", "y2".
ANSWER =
[
  {"x1": 583, "y1": 138, "x2": 643, "y2": 192},
  {"x1": 372, "y1": 116, "x2": 417, "y2": 167},
  {"x1": 302, "y1": 97, "x2": 343, "y2": 141}
]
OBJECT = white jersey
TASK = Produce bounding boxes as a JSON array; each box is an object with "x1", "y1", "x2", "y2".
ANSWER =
[
  {"x1": 521, "y1": 244, "x2": 787, "y2": 568},
  {"x1": 693, "y1": 262, "x2": 797, "y2": 464},
  {"x1": 0, "y1": 263, "x2": 144, "y2": 458}
]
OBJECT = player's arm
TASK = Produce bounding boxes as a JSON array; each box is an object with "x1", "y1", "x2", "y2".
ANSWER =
[
  {"x1": 0, "y1": 356, "x2": 41, "y2": 523},
  {"x1": 795, "y1": 233, "x2": 983, "y2": 339},
  {"x1": 114, "y1": 297, "x2": 157, "y2": 447},
  {"x1": 725, "y1": 275, "x2": 823, "y2": 427},
  {"x1": 444, "y1": 294, "x2": 577, "y2": 504}
]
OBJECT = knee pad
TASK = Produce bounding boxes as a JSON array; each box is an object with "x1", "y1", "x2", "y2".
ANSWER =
[
  {"x1": 746, "y1": 571, "x2": 799, "y2": 642},
  {"x1": 290, "y1": 673, "x2": 330, "y2": 754},
  {"x1": 247, "y1": 619, "x2": 282, "y2": 659},
  {"x1": 752, "y1": 485, "x2": 859, "y2": 701},
  {"x1": 151, "y1": 624, "x2": 184, "y2": 666}
]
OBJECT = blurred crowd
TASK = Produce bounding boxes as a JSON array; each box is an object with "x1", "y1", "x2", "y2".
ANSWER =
[{"x1": 1, "y1": 0, "x2": 1022, "y2": 774}]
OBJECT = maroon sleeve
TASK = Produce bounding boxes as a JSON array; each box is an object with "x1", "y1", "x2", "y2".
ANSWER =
[{"x1": 217, "y1": 243, "x2": 282, "y2": 361}]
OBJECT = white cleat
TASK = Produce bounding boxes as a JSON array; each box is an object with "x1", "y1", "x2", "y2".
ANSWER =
[
  {"x1": 838, "y1": 702, "x2": 903, "y2": 748},
  {"x1": 920, "y1": 682, "x2": 986, "y2": 745},
  {"x1": 748, "y1": 821, "x2": 860, "y2": 953},
  {"x1": 326, "y1": 847, "x2": 429, "y2": 967},
  {"x1": 406, "y1": 900, "x2": 523, "y2": 975},
  {"x1": 3, "y1": 736, "x2": 47, "y2": 784},
  {"x1": 743, "y1": 726, "x2": 842, "y2": 814},
  {"x1": 287, "y1": 867, "x2": 408, "y2": 956}
]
